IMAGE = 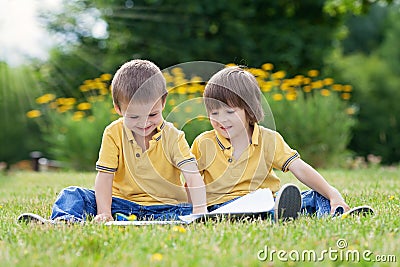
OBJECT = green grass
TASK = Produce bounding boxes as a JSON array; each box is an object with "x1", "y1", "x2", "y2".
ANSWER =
[{"x1": 0, "y1": 168, "x2": 399, "y2": 266}]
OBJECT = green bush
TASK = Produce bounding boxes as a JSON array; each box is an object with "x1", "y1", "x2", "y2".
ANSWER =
[
  {"x1": 265, "y1": 90, "x2": 355, "y2": 167},
  {"x1": 325, "y1": 8, "x2": 400, "y2": 164},
  {"x1": 0, "y1": 64, "x2": 44, "y2": 168}
]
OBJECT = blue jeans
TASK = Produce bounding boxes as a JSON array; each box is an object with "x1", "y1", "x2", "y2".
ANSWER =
[
  {"x1": 51, "y1": 186, "x2": 193, "y2": 222},
  {"x1": 207, "y1": 190, "x2": 331, "y2": 219}
]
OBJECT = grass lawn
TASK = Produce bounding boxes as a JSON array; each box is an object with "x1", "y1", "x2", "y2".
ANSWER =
[{"x1": 0, "y1": 168, "x2": 399, "y2": 266}]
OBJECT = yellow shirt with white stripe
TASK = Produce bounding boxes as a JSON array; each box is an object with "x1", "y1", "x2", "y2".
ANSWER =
[
  {"x1": 96, "y1": 118, "x2": 196, "y2": 205},
  {"x1": 191, "y1": 123, "x2": 300, "y2": 206}
]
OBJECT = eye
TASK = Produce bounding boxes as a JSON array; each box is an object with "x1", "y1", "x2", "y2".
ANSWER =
[
  {"x1": 149, "y1": 112, "x2": 158, "y2": 117},
  {"x1": 210, "y1": 111, "x2": 218, "y2": 116},
  {"x1": 227, "y1": 110, "x2": 235, "y2": 114},
  {"x1": 127, "y1": 115, "x2": 138, "y2": 119}
]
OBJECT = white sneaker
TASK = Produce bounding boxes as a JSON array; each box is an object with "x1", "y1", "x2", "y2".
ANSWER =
[
  {"x1": 274, "y1": 184, "x2": 302, "y2": 222},
  {"x1": 17, "y1": 213, "x2": 55, "y2": 224}
]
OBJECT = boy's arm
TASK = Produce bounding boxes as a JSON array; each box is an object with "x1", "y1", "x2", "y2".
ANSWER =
[
  {"x1": 288, "y1": 158, "x2": 350, "y2": 214},
  {"x1": 181, "y1": 162, "x2": 207, "y2": 214},
  {"x1": 93, "y1": 171, "x2": 114, "y2": 222}
]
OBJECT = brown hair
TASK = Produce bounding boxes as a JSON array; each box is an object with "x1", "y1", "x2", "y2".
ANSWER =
[
  {"x1": 204, "y1": 66, "x2": 264, "y2": 124},
  {"x1": 111, "y1": 59, "x2": 167, "y2": 109}
]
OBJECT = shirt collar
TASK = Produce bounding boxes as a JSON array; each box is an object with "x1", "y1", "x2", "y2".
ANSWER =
[
  {"x1": 215, "y1": 123, "x2": 260, "y2": 150},
  {"x1": 251, "y1": 123, "x2": 260, "y2": 145}
]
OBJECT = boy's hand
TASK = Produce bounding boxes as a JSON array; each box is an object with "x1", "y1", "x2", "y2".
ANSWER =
[
  {"x1": 329, "y1": 196, "x2": 350, "y2": 215},
  {"x1": 192, "y1": 206, "x2": 207, "y2": 214},
  {"x1": 93, "y1": 213, "x2": 114, "y2": 223}
]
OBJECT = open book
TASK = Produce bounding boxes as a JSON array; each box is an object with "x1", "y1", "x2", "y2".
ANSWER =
[{"x1": 105, "y1": 188, "x2": 274, "y2": 226}]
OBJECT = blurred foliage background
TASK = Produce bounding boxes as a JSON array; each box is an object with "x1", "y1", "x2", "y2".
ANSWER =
[{"x1": 1, "y1": 0, "x2": 399, "y2": 170}]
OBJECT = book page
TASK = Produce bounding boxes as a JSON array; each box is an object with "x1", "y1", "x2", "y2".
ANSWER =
[
  {"x1": 179, "y1": 188, "x2": 274, "y2": 223},
  {"x1": 210, "y1": 188, "x2": 274, "y2": 214}
]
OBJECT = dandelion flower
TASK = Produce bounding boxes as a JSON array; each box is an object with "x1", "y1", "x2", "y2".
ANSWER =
[
  {"x1": 77, "y1": 102, "x2": 92, "y2": 111},
  {"x1": 26, "y1": 110, "x2": 41, "y2": 118},
  {"x1": 261, "y1": 63, "x2": 274, "y2": 71},
  {"x1": 151, "y1": 253, "x2": 163, "y2": 262},
  {"x1": 307, "y1": 70, "x2": 319, "y2": 77},
  {"x1": 341, "y1": 93, "x2": 351, "y2": 100},
  {"x1": 72, "y1": 111, "x2": 85, "y2": 121},
  {"x1": 321, "y1": 89, "x2": 331, "y2": 97},
  {"x1": 128, "y1": 214, "x2": 137, "y2": 221},
  {"x1": 389, "y1": 195, "x2": 395, "y2": 201},
  {"x1": 172, "y1": 226, "x2": 187, "y2": 233},
  {"x1": 35, "y1": 94, "x2": 56, "y2": 104}
]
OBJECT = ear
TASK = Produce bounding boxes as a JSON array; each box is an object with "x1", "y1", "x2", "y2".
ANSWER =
[
  {"x1": 114, "y1": 102, "x2": 122, "y2": 116},
  {"x1": 161, "y1": 97, "x2": 167, "y2": 109}
]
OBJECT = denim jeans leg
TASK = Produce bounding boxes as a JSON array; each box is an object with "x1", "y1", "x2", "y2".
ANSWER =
[
  {"x1": 51, "y1": 186, "x2": 97, "y2": 221},
  {"x1": 301, "y1": 190, "x2": 331, "y2": 218},
  {"x1": 110, "y1": 197, "x2": 142, "y2": 219},
  {"x1": 142, "y1": 203, "x2": 193, "y2": 220}
]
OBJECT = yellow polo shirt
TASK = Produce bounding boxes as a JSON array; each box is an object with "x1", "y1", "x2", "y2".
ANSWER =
[
  {"x1": 96, "y1": 118, "x2": 196, "y2": 205},
  {"x1": 191, "y1": 123, "x2": 300, "y2": 205}
]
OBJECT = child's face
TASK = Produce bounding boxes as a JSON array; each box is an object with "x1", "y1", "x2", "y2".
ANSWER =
[
  {"x1": 208, "y1": 105, "x2": 250, "y2": 140},
  {"x1": 117, "y1": 99, "x2": 165, "y2": 138}
]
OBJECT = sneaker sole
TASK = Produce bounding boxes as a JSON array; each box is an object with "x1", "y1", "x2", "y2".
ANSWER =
[
  {"x1": 17, "y1": 213, "x2": 51, "y2": 224},
  {"x1": 274, "y1": 184, "x2": 302, "y2": 222}
]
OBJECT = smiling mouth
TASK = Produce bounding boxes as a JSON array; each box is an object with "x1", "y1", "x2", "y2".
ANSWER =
[
  {"x1": 137, "y1": 125, "x2": 153, "y2": 131},
  {"x1": 220, "y1": 126, "x2": 232, "y2": 131}
]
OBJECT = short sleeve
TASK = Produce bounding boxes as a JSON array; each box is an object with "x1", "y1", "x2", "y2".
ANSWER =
[
  {"x1": 95, "y1": 126, "x2": 119, "y2": 173},
  {"x1": 272, "y1": 132, "x2": 300, "y2": 172},
  {"x1": 171, "y1": 131, "x2": 197, "y2": 170}
]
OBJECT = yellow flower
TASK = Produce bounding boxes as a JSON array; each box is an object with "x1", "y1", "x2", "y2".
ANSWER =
[
  {"x1": 341, "y1": 93, "x2": 351, "y2": 100},
  {"x1": 321, "y1": 89, "x2": 331, "y2": 97},
  {"x1": 99, "y1": 88, "x2": 109, "y2": 96},
  {"x1": 100, "y1": 73, "x2": 112, "y2": 81},
  {"x1": 261, "y1": 63, "x2": 274, "y2": 71},
  {"x1": 72, "y1": 111, "x2": 85, "y2": 121},
  {"x1": 35, "y1": 94, "x2": 56, "y2": 104},
  {"x1": 190, "y1": 75, "x2": 203, "y2": 83},
  {"x1": 307, "y1": 69, "x2": 319, "y2": 77},
  {"x1": 389, "y1": 195, "x2": 395, "y2": 201},
  {"x1": 323, "y1": 78, "x2": 334, "y2": 86},
  {"x1": 57, "y1": 98, "x2": 76, "y2": 106},
  {"x1": 79, "y1": 84, "x2": 90, "y2": 92},
  {"x1": 177, "y1": 86, "x2": 187, "y2": 95},
  {"x1": 171, "y1": 67, "x2": 184, "y2": 77},
  {"x1": 343, "y1": 85, "x2": 353, "y2": 92},
  {"x1": 286, "y1": 92, "x2": 297, "y2": 101},
  {"x1": 332, "y1": 84, "x2": 343, "y2": 91},
  {"x1": 172, "y1": 226, "x2": 187, "y2": 233},
  {"x1": 272, "y1": 93, "x2": 283, "y2": 101},
  {"x1": 311, "y1": 81, "x2": 324, "y2": 89},
  {"x1": 341, "y1": 213, "x2": 349, "y2": 220},
  {"x1": 272, "y1": 70, "x2": 286, "y2": 80},
  {"x1": 303, "y1": 86, "x2": 312, "y2": 93},
  {"x1": 261, "y1": 83, "x2": 272, "y2": 92},
  {"x1": 128, "y1": 214, "x2": 137, "y2": 221},
  {"x1": 302, "y1": 77, "x2": 312, "y2": 85},
  {"x1": 151, "y1": 253, "x2": 163, "y2": 262},
  {"x1": 26, "y1": 110, "x2": 41, "y2": 118},
  {"x1": 77, "y1": 102, "x2": 92, "y2": 111}
]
